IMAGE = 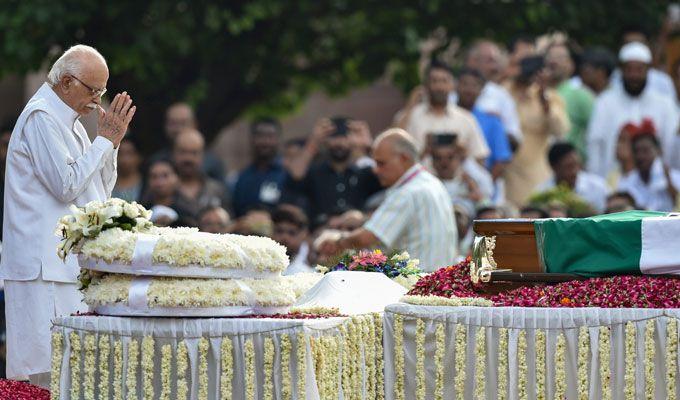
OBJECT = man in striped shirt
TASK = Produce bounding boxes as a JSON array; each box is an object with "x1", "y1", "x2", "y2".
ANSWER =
[{"x1": 317, "y1": 128, "x2": 458, "y2": 271}]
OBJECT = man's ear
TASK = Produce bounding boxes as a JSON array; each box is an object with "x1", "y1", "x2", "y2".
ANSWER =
[{"x1": 59, "y1": 76, "x2": 73, "y2": 93}]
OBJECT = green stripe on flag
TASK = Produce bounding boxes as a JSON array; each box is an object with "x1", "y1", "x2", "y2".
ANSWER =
[{"x1": 534, "y1": 210, "x2": 668, "y2": 277}]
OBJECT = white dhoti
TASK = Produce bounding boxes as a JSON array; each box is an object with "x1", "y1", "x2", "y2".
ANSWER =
[{"x1": 4, "y1": 272, "x2": 85, "y2": 379}]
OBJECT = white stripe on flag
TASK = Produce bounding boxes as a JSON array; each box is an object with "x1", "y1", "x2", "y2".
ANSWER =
[{"x1": 640, "y1": 216, "x2": 680, "y2": 274}]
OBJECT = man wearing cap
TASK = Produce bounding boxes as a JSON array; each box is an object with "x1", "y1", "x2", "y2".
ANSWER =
[{"x1": 586, "y1": 42, "x2": 680, "y2": 179}]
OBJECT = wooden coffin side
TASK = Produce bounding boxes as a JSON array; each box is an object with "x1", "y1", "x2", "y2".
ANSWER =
[{"x1": 472, "y1": 219, "x2": 542, "y2": 273}]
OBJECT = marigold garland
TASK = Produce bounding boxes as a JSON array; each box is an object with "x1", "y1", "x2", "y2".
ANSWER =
[
  {"x1": 430, "y1": 322, "x2": 445, "y2": 396},
  {"x1": 454, "y1": 324, "x2": 466, "y2": 399},
  {"x1": 69, "y1": 332, "x2": 81, "y2": 400},
  {"x1": 141, "y1": 336, "x2": 155, "y2": 400},
  {"x1": 159, "y1": 344, "x2": 172, "y2": 400},
  {"x1": 517, "y1": 330, "x2": 527, "y2": 400},
  {"x1": 220, "y1": 337, "x2": 234, "y2": 400},
  {"x1": 50, "y1": 332, "x2": 63, "y2": 399},
  {"x1": 263, "y1": 337, "x2": 275, "y2": 400},
  {"x1": 244, "y1": 338, "x2": 256, "y2": 400},
  {"x1": 415, "y1": 318, "x2": 426, "y2": 400},
  {"x1": 113, "y1": 340, "x2": 123, "y2": 400},
  {"x1": 280, "y1": 334, "x2": 292, "y2": 400},
  {"x1": 668, "y1": 318, "x2": 679, "y2": 400},
  {"x1": 373, "y1": 313, "x2": 385, "y2": 400},
  {"x1": 296, "y1": 332, "x2": 307, "y2": 399},
  {"x1": 475, "y1": 326, "x2": 486, "y2": 399},
  {"x1": 554, "y1": 332, "x2": 566, "y2": 399},
  {"x1": 125, "y1": 339, "x2": 139, "y2": 400},
  {"x1": 394, "y1": 315, "x2": 405, "y2": 400},
  {"x1": 644, "y1": 320, "x2": 655, "y2": 399},
  {"x1": 83, "y1": 334, "x2": 96, "y2": 400},
  {"x1": 599, "y1": 326, "x2": 611, "y2": 400},
  {"x1": 497, "y1": 328, "x2": 508, "y2": 400},
  {"x1": 535, "y1": 329, "x2": 546, "y2": 400},
  {"x1": 198, "y1": 337, "x2": 209, "y2": 400},
  {"x1": 577, "y1": 327, "x2": 589, "y2": 400},
  {"x1": 176, "y1": 341, "x2": 189, "y2": 400}
]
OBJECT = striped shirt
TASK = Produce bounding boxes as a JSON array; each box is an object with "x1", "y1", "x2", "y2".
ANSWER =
[{"x1": 364, "y1": 164, "x2": 458, "y2": 272}]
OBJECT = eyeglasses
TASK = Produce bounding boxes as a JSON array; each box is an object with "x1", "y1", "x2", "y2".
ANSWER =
[{"x1": 70, "y1": 75, "x2": 107, "y2": 98}]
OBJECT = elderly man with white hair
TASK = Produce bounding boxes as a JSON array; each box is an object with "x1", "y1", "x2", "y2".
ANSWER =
[
  {"x1": 318, "y1": 128, "x2": 457, "y2": 271},
  {"x1": 0, "y1": 44, "x2": 135, "y2": 386}
]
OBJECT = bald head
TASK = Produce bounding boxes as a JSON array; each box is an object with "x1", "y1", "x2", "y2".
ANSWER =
[
  {"x1": 165, "y1": 102, "x2": 196, "y2": 141},
  {"x1": 173, "y1": 129, "x2": 205, "y2": 178},
  {"x1": 372, "y1": 128, "x2": 419, "y2": 187}
]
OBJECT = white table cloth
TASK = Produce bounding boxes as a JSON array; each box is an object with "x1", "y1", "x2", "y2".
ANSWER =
[
  {"x1": 383, "y1": 304, "x2": 680, "y2": 400},
  {"x1": 51, "y1": 314, "x2": 383, "y2": 400}
]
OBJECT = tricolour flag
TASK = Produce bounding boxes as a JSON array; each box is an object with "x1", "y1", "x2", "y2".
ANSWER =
[{"x1": 534, "y1": 210, "x2": 678, "y2": 277}]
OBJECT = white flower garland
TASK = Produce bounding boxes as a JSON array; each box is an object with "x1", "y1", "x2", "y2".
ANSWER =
[
  {"x1": 415, "y1": 318, "x2": 426, "y2": 400},
  {"x1": 50, "y1": 332, "x2": 63, "y2": 399},
  {"x1": 554, "y1": 332, "x2": 566, "y2": 399},
  {"x1": 474, "y1": 326, "x2": 486, "y2": 399},
  {"x1": 126, "y1": 339, "x2": 139, "y2": 400},
  {"x1": 141, "y1": 336, "x2": 155, "y2": 400},
  {"x1": 401, "y1": 294, "x2": 493, "y2": 307},
  {"x1": 99, "y1": 335, "x2": 111, "y2": 400},
  {"x1": 177, "y1": 341, "x2": 189, "y2": 400},
  {"x1": 70, "y1": 332, "x2": 81, "y2": 400},
  {"x1": 373, "y1": 313, "x2": 385, "y2": 400},
  {"x1": 113, "y1": 340, "x2": 124, "y2": 400},
  {"x1": 328, "y1": 336, "x2": 341, "y2": 399},
  {"x1": 535, "y1": 329, "x2": 546, "y2": 400},
  {"x1": 83, "y1": 274, "x2": 296, "y2": 309},
  {"x1": 160, "y1": 344, "x2": 172, "y2": 400},
  {"x1": 577, "y1": 327, "x2": 589, "y2": 400},
  {"x1": 600, "y1": 326, "x2": 611, "y2": 400},
  {"x1": 393, "y1": 315, "x2": 405, "y2": 400},
  {"x1": 340, "y1": 326, "x2": 351, "y2": 398},
  {"x1": 296, "y1": 332, "x2": 307, "y2": 399},
  {"x1": 349, "y1": 317, "x2": 361, "y2": 397},
  {"x1": 668, "y1": 318, "x2": 678, "y2": 400},
  {"x1": 497, "y1": 328, "x2": 508, "y2": 400},
  {"x1": 83, "y1": 334, "x2": 96, "y2": 400},
  {"x1": 645, "y1": 320, "x2": 655, "y2": 399},
  {"x1": 198, "y1": 337, "x2": 209, "y2": 400},
  {"x1": 264, "y1": 337, "x2": 275, "y2": 400},
  {"x1": 220, "y1": 337, "x2": 234, "y2": 400},
  {"x1": 624, "y1": 322, "x2": 636, "y2": 398},
  {"x1": 281, "y1": 334, "x2": 292, "y2": 399},
  {"x1": 245, "y1": 338, "x2": 256, "y2": 400},
  {"x1": 518, "y1": 330, "x2": 527, "y2": 399},
  {"x1": 454, "y1": 324, "x2": 466, "y2": 399},
  {"x1": 433, "y1": 323, "x2": 445, "y2": 400},
  {"x1": 365, "y1": 316, "x2": 377, "y2": 400}
]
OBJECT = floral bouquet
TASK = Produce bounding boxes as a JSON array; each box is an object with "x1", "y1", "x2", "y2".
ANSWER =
[
  {"x1": 55, "y1": 198, "x2": 153, "y2": 261},
  {"x1": 317, "y1": 249, "x2": 422, "y2": 289}
]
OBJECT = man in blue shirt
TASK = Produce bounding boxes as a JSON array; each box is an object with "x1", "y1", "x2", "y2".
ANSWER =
[
  {"x1": 456, "y1": 67, "x2": 512, "y2": 180},
  {"x1": 232, "y1": 117, "x2": 287, "y2": 217}
]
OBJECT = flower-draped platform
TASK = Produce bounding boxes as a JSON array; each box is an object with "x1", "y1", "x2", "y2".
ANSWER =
[{"x1": 50, "y1": 314, "x2": 384, "y2": 400}]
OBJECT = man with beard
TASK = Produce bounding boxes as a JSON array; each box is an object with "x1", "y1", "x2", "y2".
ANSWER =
[
  {"x1": 396, "y1": 61, "x2": 489, "y2": 164},
  {"x1": 284, "y1": 117, "x2": 381, "y2": 227},
  {"x1": 232, "y1": 118, "x2": 286, "y2": 217},
  {"x1": 587, "y1": 42, "x2": 680, "y2": 178},
  {"x1": 172, "y1": 128, "x2": 231, "y2": 221}
]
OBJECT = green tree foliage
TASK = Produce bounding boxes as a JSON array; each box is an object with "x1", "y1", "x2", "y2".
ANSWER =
[{"x1": 0, "y1": 0, "x2": 671, "y2": 151}]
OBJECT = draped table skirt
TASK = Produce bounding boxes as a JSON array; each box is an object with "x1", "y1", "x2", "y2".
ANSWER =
[
  {"x1": 51, "y1": 313, "x2": 384, "y2": 400},
  {"x1": 383, "y1": 304, "x2": 680, "y2": 400}
]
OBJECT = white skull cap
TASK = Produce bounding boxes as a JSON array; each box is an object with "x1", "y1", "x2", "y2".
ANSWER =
[{"x1": 619, "y1": 41, "x2": 652, "y2": 64}]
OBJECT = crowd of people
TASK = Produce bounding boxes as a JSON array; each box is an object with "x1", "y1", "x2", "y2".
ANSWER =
[{"x1": 2, "y1": 27, "x2": 680, "y2": 276}]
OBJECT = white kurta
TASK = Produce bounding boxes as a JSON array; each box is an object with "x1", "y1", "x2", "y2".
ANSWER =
[
  {"x1": 586, "y1": 85, "x2": 680, "y2": 178},
  {"x1": 618, "y1": 158, "x2": 680, "y2": 212},
  {"x1": 1, "y1": 83, "x2": 117, "y2": 378}
]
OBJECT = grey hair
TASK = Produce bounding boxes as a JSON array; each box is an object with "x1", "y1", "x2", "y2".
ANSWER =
[
  {"x1": 374, "y1": 128, "x2": 420, "y2": 161},
  {"x1": 47, "y1": 45, "x2": 107, "y2": 86}
]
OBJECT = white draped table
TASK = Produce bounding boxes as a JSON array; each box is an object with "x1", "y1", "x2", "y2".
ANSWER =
[
  {"x1": 51, "y1": 313, "x2": 384, "y2": 400},
  {"x1": 383, "y1": 304, "x2": 680, "y2": 400}
]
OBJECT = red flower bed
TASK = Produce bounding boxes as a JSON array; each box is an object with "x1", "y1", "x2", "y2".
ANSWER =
[
  {"x1": 0, "y1": 379, "x2": 50, "y2": 400},
  {"x1": 408, "y1": 259, "x2": 680, "y2": 308}
]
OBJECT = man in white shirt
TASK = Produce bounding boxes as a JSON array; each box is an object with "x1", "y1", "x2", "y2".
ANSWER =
[
  {"x1": 318, "y1": 128, "x2": 457, "y2": 272},
  {"x1": 1, "y1": 45, "x2": 135, "y2": 386},
  {"x1": 586, "y1": 42, "x2": 680, "y2": 178},
  {"x1": 618, "y1": 132, "x2": 680, "y2": 212},
  {"x1": 536, "y1": 142, "x2": 609, "y2": 214},
  {"x1": 396, "y1": 61, "x2": 490, "y2": 163}
]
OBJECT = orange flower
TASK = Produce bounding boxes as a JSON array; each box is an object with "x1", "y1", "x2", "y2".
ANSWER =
[{"x1": 560, "y1": 297, "x2": 571, "y2": 306}]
